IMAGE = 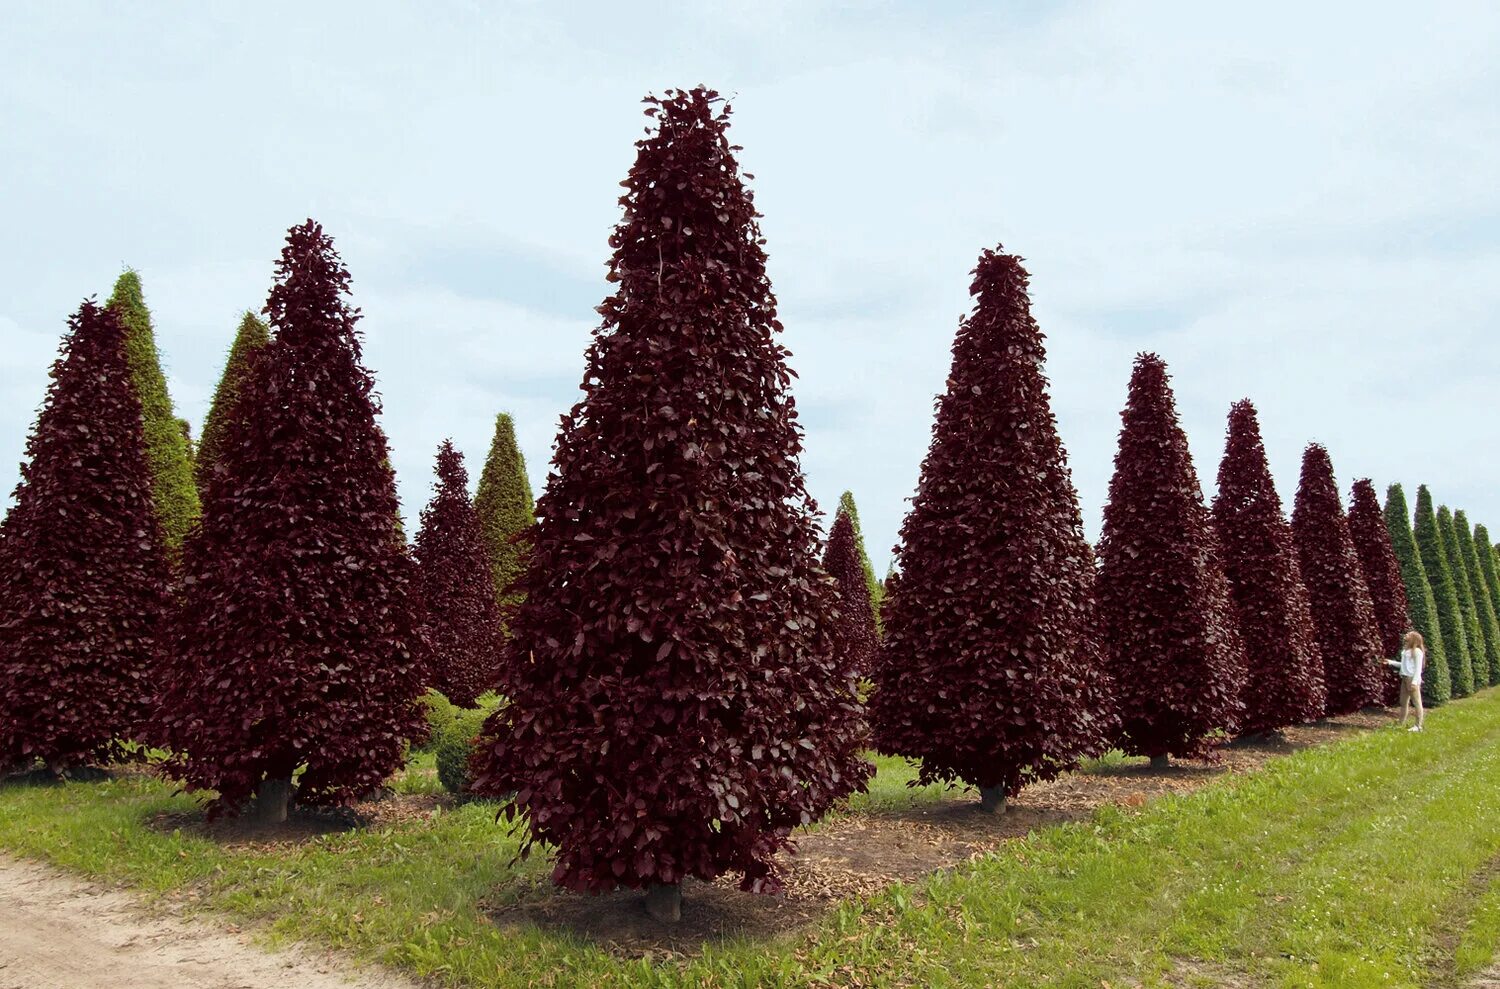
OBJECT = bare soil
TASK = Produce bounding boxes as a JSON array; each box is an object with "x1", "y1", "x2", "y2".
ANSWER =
[{"x1": 0, "y1": 855, "x2": 424, "y2": 989}]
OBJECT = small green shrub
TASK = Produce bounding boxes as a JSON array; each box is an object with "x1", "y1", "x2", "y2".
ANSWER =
[
  {"x1": 436, "y1": 695, "x2": 502, "y2": 796},
  {"x1": 416, "y1": 690, "x2": 458, "y2": 753}
]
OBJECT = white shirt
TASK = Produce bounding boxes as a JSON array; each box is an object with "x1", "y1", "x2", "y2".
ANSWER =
[{"x1": 1399, "y1": 647, "x2": 1424, "y2": 684}]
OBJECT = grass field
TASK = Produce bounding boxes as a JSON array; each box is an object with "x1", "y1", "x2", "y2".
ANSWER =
[{"x1": 4, "y1": 694, "x2": 1500, "y2": 988}]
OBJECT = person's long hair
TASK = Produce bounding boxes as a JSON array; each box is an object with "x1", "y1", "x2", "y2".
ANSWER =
[{"x1": 1403, "y1": 629, "x2": 1425, "y2": 653}]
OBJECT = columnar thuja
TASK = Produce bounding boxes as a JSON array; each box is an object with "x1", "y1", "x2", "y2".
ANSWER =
[
  {"x1": 1290, "y1": 445, "x2": 1384, "y2": 715},
  {"x1": 413, "y1": 441, "x2": 505, "y2": 707},
  {"x1": 1439, "y1": 506, "x2": 1488, "y2": 692},
  {"x1": 195, "y1": 311, "x2": 270, "y2": 497},
  {"x1": 1474, "y1": 522, "x2": 1500, "y2": 682},
  {"x1": 837, "y1": 490, "x2": 883, "y2": 624},
  {"x1": 1210, "y1": 400, "x2": 1325, "y2": 735},
  {"x1": 1453, "y1": 511, "x2": 1500, "y2": 688},
  {"x1": 1384, "y1": 484, "x2": 1450, "y2": 705},
  {"x1": 467, "y1": 90, "x2": 870, "y2": 922},
  {"x1": 0, "y1": 300, "x2": 170, "y2": 773},
  {"x1": 472, "y1": 412, "x2": 534, "y2": 613},
  {"x1": 1416, "y1": 489, "x2": 1475, "y2": 696},
  {"x1": 1347, "y1": 479, "x2": 1409, "y2": 704},
  {"x1": 1095, "y1": 356, "x2": 1245, "y2": 764},
  {"x1": 155, "y1": 221, "x2": 428, "y2": 824},
  {"x1": 870, "y1": 247, "x2": 1117, "y2": 812},
  {"x1": 823, "y1": 507, "x2": 878, "y2": 676}
]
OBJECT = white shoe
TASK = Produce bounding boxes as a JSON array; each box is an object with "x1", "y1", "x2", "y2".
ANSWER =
[{"x1": 1407, "y1": 725, "x2": 1422, "y2": 732}]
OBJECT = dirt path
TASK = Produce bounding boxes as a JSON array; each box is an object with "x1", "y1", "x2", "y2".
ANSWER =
[{"x1": 0, "y1": 856, "x2": 423, "y2": 989}]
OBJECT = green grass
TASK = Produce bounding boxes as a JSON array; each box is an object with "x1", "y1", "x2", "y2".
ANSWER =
[{"x1": 5, "y1": 695, "x2": 1500, "y2": 987}]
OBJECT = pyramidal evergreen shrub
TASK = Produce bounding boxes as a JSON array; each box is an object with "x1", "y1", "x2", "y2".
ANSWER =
[
  {"x1": 106, "y1": 271, "x2": 199, "y2": 551},
  {"x1": 413, "y1": 441, "x2": 506, "y2": 707},
  {"x1": 1346, "y1": 479, "x2": 1409, "y2": 704},
  {"x1": 1453, "y1": 511, "x2": 1500, "y2": 688},
  {"x1": 155, "y1": 221, "x2": 429, "y2": 823},
  {"x1": 870, "y1": 246, "x2": 1117, "y2": 811},
  {"x1": 823, "y1": 507, "x2": 878, "y2": 676},
  {"x1": 195, "y1": 311, "x2": 270, "y2": 497},
  {"x1": 473, "y1": 412, "x2": 535, "y2": 612},
  {"x1": 1096, "y1": 356, "x2": 1245, "y2": 762},
  {"x1": 1384, "y1": 484, "x2": 1450, "y2": 705},
  {"x1": 1474, "y1": 522, "x2": 1500, "y2": 684},
  {"x1": 0, "y1": 300, "x2": 171, "y2": 772},
  {"x1": 1413, "y1": 487, "x2": 1473, "y2": 696},
  {"x1": 1290, "y1": 445, "x2": 1384, "y2": 715},
  {"x1": 467, "y1": 90, "x2": 871, "y2": 919},
  {"x1": 1210, "y1": 400, "x2": 1325, "y2": 734},
  {"x1": 836, "y1": 490, "x2": 883, "y2": 623},
  {"x1": 1440, "y1": 506, "x2": 1490, "y2": 691}
]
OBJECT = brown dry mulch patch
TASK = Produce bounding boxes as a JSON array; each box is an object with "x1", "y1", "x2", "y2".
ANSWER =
[
  {"x1": 147, "y1": 791, "x2": 452, "y2": 849},
  {"x1": 492, "y1": 708, "x2": 1397, "y2": 958}
]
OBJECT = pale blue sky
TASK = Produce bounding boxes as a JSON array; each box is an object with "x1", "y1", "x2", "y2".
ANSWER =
[{"x1": 3, "y1": 2, "x2": 1498, "y2": 569}]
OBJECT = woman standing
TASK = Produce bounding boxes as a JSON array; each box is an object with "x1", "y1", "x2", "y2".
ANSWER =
[{"x1": 1388, "y1": 630, "x2": 1426, "y2": 732}]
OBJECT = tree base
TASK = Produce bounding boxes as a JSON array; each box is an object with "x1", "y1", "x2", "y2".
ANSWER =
[
  {"x1": 1149, "y1": 754, "x2": 1169, "y2": 770},
  {"x1": 248, "y1": 777, "x2": 292, "y2": 826},
  {"x1": 978, "y1": 784, "x2": 1007, "y2": 814},
  {"x1": 645, "y1": 882, "x2": 682, "y2": 923}
]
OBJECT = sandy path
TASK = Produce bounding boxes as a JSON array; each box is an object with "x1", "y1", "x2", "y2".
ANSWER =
[{"x1": 0, "y1": 856, "x2": 424, "y2": 989}]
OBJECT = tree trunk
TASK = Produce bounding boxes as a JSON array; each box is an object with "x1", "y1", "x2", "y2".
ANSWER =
[
  {"x1": 248, "y1": 776, "x2": 292, "y2": 826},
  {"x1": 644, "y1": 882, "x2": 682, "y2": 923},
  {"x1": 1149, "y1": 754, "x2": 1169, "y2": 770},
  {"x1": 978, "y1": 783, "x2": 1007, "y2": 814}
]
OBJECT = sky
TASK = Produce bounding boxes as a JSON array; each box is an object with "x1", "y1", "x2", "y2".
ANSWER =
[{"x1": 3, "y1": 1, "x2": 1498, "y2": 572}]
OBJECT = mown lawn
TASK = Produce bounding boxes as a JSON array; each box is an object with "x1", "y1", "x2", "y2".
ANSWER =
[{"x1": 4, "y1": 693, "x2": 1500, "y2": 988}]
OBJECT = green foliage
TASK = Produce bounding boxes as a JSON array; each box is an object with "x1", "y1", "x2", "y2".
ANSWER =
[
  {"x1": 1415, "y1": 486, "x2": 1473, "y2": 697},
  {"x1": 106, "y1": 271, "x2": 200, "y2": 551},
  {"x1": 195, "y1": 311, "x2": 270, "y2": 497},
  {"x1": 415, "y1": 689, "x2": 458, "y2": 753},
  {"x1": 1385, "y1": 484, "x2": 1450, "y2": 705},
  {"x1": 1455, "y1": 511, "x2": 1500, "y2": 688},
  {"x1": 1438, "y1": 506, "x2": 1482, "y2": 698},
  {"x1": 1475, "y1": 524, "x2": 1500, "y2": 680},
  {"x1": 838, "y1": 490, "x2": 883, "y2": 626},
  {"x1": 435, "y1": 699, "x2": 501, "y2": 795},
  {"x1": 472, "y1": 412, "x2": 534, "y2": 610}
]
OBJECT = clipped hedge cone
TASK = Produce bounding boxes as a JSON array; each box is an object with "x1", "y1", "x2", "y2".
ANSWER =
[{"x1": 1384, "y1": 484, "x2": 1450, "y2": 705}]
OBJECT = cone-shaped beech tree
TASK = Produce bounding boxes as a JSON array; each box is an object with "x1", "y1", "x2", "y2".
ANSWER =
[
  {"x1": 1290, "y1": 445, "x2": 1384, "y2": 715},
  {"x1": 0, "y1": 300, "x2": 171, "y2": 772},
  {"x1": 1347, "y1": 479, "x2": 1409, "y2": 704},
  {"x1": 1210, "y1": 400, "x2": 1325, "y2": 734},
  {"x1": 106, "y1": 271, "x2": 199, "y2": 551},
  {"x1": 472, "y1": 412, "x2": 534, "y2": 612},
  {"x1": 1440, "y1": 506, "x2": 1487, "y2": 694},
  {"x1": 195, "y1": 311, "x2": 270, "y2": 497},
  {"x1": 1096, "y1": 356, "x2": 1245, "y2": 762},
  {"x1": 823, "y1": 508, "x2": 878, "y2": 676},
  {"x1": 1385, "y1": 484, "x2": 1450, "y2": 705},
  {"x1": 870, "y1": 246, "x2": 1117, "y2": 811},
  {"x1": 155, "y1": 221, "x2": 428, "y2": 823},
  {"x1": 466, "y1": 90, "x2": 870, "y2": 919},
  {"x1": 413, "y1": 441, "x2": 505, "y2": 707},
  {"x1": 1453, "y1": 511, "x2": 1500, "y2": 689},
  {"x1": 837, "y1": 490, "x2": 882, "y2": 622},
  {"x1": 1415, "y1": 487, "x2": 1473, "y2": 697}
]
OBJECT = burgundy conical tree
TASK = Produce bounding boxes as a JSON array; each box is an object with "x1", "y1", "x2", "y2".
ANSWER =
[
  {"x1": 869, "y1": 247, "x2": 1117, "y2": 811},
  {"x1": 466, "y1": 89, "x2": 870, "y2": 920},
  {"x1": 155, "y1": 221, "x2": 428, "y2": 823},
  {"x1": 413, "y1": 441, "x2": 505, "y2": 707},
  {"x1": 1347, "y1": 478, "x2": 1409, "y2": 704},
  {"x1": 1095, "y1": 355, "x2": 1245, "y2": 765},
  {"x1": 822, "y1": 507, "x2": 878, "y2": 676},
  {"x1": 0, "y1": 300, "x2": 171, "y2": 774},
  {"x1": 1290, "y1": 445, "x2": 1384, "y2": 715},
  {"x1": 1210, "y1": 400, "x2": 1326, "y2": 734}
]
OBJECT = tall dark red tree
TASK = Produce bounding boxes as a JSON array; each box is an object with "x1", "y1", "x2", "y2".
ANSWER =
[
  {"x1": 413, "y1": 441, "x2": 505, "y2": 707},
  {"x1": 466, "y1": 90, "x2": 870, "y2": 920},
  {"x1": 155, "y1": 221, "x2": 428, "y2": 823},
  {"x1": 823, "y1": 508, "x2": 878, "y2": 676},
  {"x1": 1095, "y1": 355, "x2": 1245, "y2": 764},
  {"x1": 1347, "y1": 478, "x2": 1409, "y2": 704},
  {"x1": 0, "y1": 301, "x2": 171, "y2": 773},
  {"x1": 1290, "y1": 445, "x2": 1384, "y2": 715},
  {"x1": 1210, "y1": 400, "x2": 1325, "y2": 734},
  {"x1": 870, "y1": 247, "x2": 1117, "y2": 812}
]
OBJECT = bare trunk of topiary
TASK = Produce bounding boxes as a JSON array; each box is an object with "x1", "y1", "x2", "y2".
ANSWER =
[
  {"x1": 645, "y1": 882, "x2": 682, "y2": 923},
  {"x1": 248, "y1": 776, "x2": 292, "y2": 826},
  {"x1": 1149, "y1": 754, "x2": 1169, "y2": 770},
  {"x1": 978, "y1": 784, "x2": 1007, "y2": 813}
]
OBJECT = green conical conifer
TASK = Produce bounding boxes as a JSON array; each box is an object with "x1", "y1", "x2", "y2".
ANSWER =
[
  {"x1": 1384, "y1": 484, "x2": 1450, "y2": 705},
  {"x1": 1438, "y1": 506, "x2": 1482, "y2": 698},
  {"x1": 1416, "y1": 486, "x2": 1474, "y2": 696},
  {"x1": 106, "y1": 271, "x2": 200, "y2": 550},
  {"x1": 473, "y1": 412, "x2": 535, "y2": 610},
  {"x1": 837, "y1": 490, "x2": 883, "y2": 626},
  {"x1": 1474, "y1": 523, "x2": 1500, "y2": 678},
  {"x1": 1454, "y1": 511, "x2": 1500, "y2": 688},
  {"x1": 196, "y1": 311, "x2": 271, "y2": 496}
]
